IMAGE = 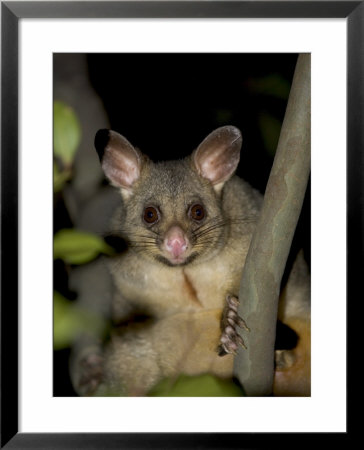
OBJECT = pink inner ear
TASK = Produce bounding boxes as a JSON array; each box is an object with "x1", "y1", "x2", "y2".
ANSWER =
[
  {"x1": 194, "y1": 128, "x2": 242, "y2": 185},
  {"x1": 199, "y1": 151, "x2": 240, "y2": 185},
  {"x1": 198, "y1": 148, "x2": 226, "y2": 181},
  {"x1": 102, "y1": 144, "x2": 140, "y2": 190}
]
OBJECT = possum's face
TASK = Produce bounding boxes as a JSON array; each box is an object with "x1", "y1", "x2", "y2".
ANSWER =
[
  {"x1": 95, "y1": 126, "x2": 242, "y2": 266},
  {"x1": 118, "y1": 159, "x2": 229, "y2": 266}
]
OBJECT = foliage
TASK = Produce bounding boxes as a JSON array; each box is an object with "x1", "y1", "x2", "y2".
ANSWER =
[
  {"x1": 54, "y1": 228, "x2": 114, "y2": 265},
  {"x1": 54, "y1": 101, "x2": 81, "y2": 167},
  {"x1": 259, "y1": 111, "x2": 283, "y2": 157},
  {"x1": 53, "y1": 101, "x2": 113, "y2": 353},
  {"x1": 53, "y1": 101, "x2": 81, "y2": 192},
  {"x1": 246, "y1": 73, "x2": 291, "y2": 100},
  {"x1": 54, "y1": 291, "x2": 109, "y2": 350},
  {"x1": 249, "y1": 73, "x2": 291, "y2": 157},
  {"x1": 148, "y1": 374, "x2": 244, "y2": 397}
]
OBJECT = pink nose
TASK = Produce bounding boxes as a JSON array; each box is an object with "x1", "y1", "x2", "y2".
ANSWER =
[{"x1": 164, "y1": 226, "x2": 188, "y2": 258}]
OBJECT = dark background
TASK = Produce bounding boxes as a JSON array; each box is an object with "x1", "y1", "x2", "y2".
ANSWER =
[
  {"x1": 54, "y1": 53, "x2": 310, "y2": 396},
  {"x1": 87, "y1": 53, "x2": 298, "y2": 191}
]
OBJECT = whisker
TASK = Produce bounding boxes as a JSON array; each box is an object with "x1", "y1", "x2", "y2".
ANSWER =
[{"x1": 193, "y1": 221, "x2": 227, "y2": 239}]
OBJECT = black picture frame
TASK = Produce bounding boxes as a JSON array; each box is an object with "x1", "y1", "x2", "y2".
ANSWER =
[{"x1": 1, "y1": 1, "x2": 360, "y2": 448}]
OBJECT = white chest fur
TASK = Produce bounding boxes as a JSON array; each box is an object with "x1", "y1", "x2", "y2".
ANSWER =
[{"x1": 110, "y1": 245, "x2": 245, "y2": 318}]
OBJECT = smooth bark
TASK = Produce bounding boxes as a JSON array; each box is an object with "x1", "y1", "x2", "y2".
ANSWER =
[{"x1": 233, "y1": 54, "x2": 311, "y2": 396}]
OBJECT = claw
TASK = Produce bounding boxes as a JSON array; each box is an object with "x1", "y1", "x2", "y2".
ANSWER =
[
  {"x1": 237, "y1": 316, "x2": 250, "y2": 332},
  {"x1": 218, "y1": 294, "x2": 250, "y2": 356},
  {"x1": 223, "y1": 342, "x2": 237, "y2": 356},
  {"x1": 236, "y1": 333, "x2": 247, "y2": 349}
]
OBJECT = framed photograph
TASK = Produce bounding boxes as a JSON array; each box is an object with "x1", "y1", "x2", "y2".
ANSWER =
[{"x1": 1, "y1": 1, "x2": 359, "y2": 448}]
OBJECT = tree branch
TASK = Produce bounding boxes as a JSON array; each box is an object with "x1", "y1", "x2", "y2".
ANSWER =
[{"x1": 233, "y1": 54, "x2": 311, "y2": 396}]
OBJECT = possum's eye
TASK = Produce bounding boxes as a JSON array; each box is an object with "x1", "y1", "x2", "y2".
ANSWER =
[
  {"x1": 189, "y1": 204, "x2": 205, "y2": 221},
  {"x1": 143, "y1": 206, "x2": 160, "y2": 224}
]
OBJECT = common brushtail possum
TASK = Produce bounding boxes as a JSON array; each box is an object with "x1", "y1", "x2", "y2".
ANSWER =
[{"x1": 71, "y1": 126, "x2": 310, "y2": 396}]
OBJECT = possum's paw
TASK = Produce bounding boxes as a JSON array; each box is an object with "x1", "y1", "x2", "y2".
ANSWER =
[
  {"x1": 217, "y1": 295, "x2": 250, "y2": 356},
  {"x1": 77, "y1": 352, "x2": 104, "y2": 396}
]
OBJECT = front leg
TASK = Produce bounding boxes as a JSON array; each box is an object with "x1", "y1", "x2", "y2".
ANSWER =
[{"x1": 217, "y1": 295, "x2": 250, "y2": 356}]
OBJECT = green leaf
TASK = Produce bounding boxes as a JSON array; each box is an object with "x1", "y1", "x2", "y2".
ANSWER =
[
  {"x1": 259, "y1": 111, "x2": 282, "y2": 157},
  {"x1": 54, "y1": 101, "x2": 81, "y2": 167},
  {"x1": 247, "y1": 74, "x2": 291, "y2": 100},
  {"x1": 54, "y1": 291, "x2": 79, "y2": 350},
  {"x1": 54, "y1": 291, "x2": 109, "y2": 350},
  {"x1": 148, "y1": 374, "x2": 244, "y2": 397},
  {"x1": 54, "y1": 229, "x2": 114, "y2": 264},
  {"x1": 53, "y1": 162, "x2": 71, "y2": 193}
]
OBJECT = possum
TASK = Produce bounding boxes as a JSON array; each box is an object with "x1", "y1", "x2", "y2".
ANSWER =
[{"x1": 70, "y1": 126, "x2": 310, "y2": 396}]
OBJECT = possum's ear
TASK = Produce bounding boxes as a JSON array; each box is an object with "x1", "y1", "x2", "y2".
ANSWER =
[
  {"x1": 95, "y1": 129, "x2": 144, "y2": 198},
  {"x1": 192, "y1": 126, "x2": 242, "y2": 192}
]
